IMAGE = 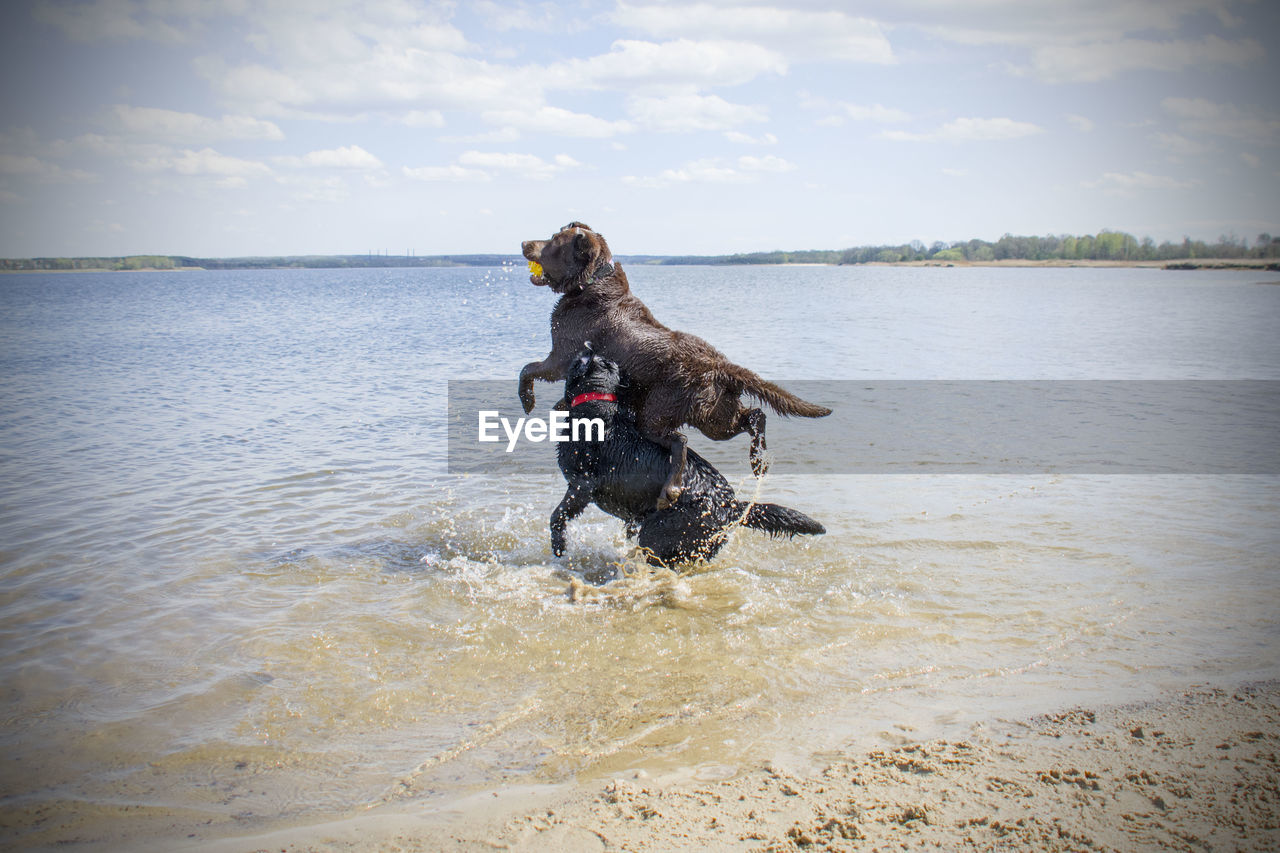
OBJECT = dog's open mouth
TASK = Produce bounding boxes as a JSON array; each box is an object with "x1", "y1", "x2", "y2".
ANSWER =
[{"x1": 527, "y1": 260, "x2": 547, "y2": 286}]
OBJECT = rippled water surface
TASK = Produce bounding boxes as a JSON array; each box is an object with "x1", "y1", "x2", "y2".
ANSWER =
[{"x1": 1, "y1": 265, "x2": 1278, "y2": 845}]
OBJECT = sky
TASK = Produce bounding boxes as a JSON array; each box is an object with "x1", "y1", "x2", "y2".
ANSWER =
[{"x1": 0, "y1": 0, "x2": 1277, "y2": 258}]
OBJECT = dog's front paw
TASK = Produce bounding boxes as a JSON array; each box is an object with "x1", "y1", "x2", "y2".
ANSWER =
[
  {"x1": 551, "y1": 533, "x2": 566, "y2": 557},
  {"x1": 519, "y1": 386, "x2": 536, "y2": 414}
]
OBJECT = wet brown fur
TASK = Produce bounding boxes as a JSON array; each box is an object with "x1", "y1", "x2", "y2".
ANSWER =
[{"x1": 519, "y1": 222, "x2": 831, "y2": 501}]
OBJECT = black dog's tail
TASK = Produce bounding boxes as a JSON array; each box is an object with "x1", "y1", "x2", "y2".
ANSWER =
[{"x1": 735, "y1": 502, "x2": 826, "y2": 538}]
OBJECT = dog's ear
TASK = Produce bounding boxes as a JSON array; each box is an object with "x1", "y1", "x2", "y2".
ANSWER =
[{"x1": 573, "y1": 230, "x2": 593, "y2": 262}]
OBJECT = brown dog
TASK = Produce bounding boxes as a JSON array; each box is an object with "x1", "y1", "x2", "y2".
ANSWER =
[{"x1": 519, "y1": 222, "x2": 831, "y2": 507}]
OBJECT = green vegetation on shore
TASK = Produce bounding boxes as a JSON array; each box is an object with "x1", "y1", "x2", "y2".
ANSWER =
[
  {"x1": 3, "y1": 231, "x2": 1279, "y2": 272},
  {"x1": 656, "y1": 230, "x2": 1280, "y2": 266}
]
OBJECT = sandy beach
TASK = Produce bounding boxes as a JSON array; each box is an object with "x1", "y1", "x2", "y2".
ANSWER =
[{"x1": 143, "y1": 680, "x2": 1277, "y2": 852}]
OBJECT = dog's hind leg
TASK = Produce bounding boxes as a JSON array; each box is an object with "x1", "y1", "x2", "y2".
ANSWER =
[
  {"x1": 701, "y1": 399, "x2": 768, "y2": 478},
  {"x1": 638, "y1": 507, "x2": 727, "y2": 566},
  {"x1": 550, "y1": 484, "x2": 592, "y2": 557},
  {"x1": 743, "y1": 408, "x2": 767, "y2": 476},
  {"x1": 655, "y1": 432, "x2": 687, "y2": 511}
]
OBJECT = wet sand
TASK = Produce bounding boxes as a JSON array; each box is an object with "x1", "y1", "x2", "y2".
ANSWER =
[{"x1": 171, "y1": 681, "x2": 1279, "y2": 852}]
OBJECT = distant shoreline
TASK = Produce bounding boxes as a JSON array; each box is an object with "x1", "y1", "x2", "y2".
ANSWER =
[
  {"x1": 6, "y1": 229, "x2": 1278, "y2": 273},
  {"x1": 3, "y1": 257, "x2": 1277, "y2": 273},
  {"x1": 870, "y1": 257, "x2": 1280, "y2": 270}
]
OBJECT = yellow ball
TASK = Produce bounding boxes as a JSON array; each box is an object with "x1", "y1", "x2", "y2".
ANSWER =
[{"x1": 528, "y1": 260, "x2": 543, "y2": 277}]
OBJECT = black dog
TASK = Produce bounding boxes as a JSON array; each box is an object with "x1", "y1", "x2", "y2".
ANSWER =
[{"x1": 551, "y1": 346, "x2": 825, "y2": 566}]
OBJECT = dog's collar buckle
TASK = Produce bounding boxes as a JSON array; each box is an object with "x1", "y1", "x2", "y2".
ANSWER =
[{"x1": 571, "y1": 392, "x2": 616, "y2": 408}]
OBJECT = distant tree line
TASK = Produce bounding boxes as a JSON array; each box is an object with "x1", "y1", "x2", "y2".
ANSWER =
[
  {"x1": 0, "y1": 255, "x2": 181, "y2": 271},
  {"x1": 657, "y1": 249, "x2": 846, "y2": 265},
  {"x1": 4, "y1": 232, "x2": 1279, "y2": 272},
  {"x1": 657, "y1": 231, "x2": 1280, "y2": 265}
]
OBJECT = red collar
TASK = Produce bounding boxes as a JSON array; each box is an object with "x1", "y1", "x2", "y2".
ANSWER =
[{"x1": 570, "y1": 391, "x2": 617, "y2": 408}]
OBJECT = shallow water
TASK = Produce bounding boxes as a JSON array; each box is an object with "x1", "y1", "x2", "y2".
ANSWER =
[{"x1": 1, "y1": 265, "x2": 1278, "y2": 841}]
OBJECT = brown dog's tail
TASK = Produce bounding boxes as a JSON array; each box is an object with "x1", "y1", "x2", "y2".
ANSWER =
[{"x1": 723, "y1": 363, "x2": 832, "y2": 418}]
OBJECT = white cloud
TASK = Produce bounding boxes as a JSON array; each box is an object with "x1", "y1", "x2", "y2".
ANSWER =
[
  {"x1": 737, "y1": 154, "x2": 795, "y2": 173},
  {"x1": 481, "y1": 106, "x2": 633, "y2": 138},
  {"x1": 195, "y1": 6, "x2": 526, "y2": 117},
  {"x1": 882, "y1": 117, "x2": 1044, "y2": 143},
  {"x1": 914, "y1": 0, "x2": 1210, "y2": 46},
  {"x1": 840, "y1": 103, "x2": 911, "y2": 123},
  {"x1": 33, "y1": 0, "x2": 187, "y2": 43},
  {"x1": 1162, "y1": 98, "x2": 1280, "y2": 143},
  {"x1": 195, "y1": 9, "x2": 797, "y2": 123},
  {"x1": 613, "y1": 3, "x2": 894, "y2": 64},
  {"x1": 398, "y1": 110, "x2": 446, "y2": 128},
  {"x1": 725, "y1": 131, "x2": 778, "y2": 145},
  {"x1": 440, "y1": 126, "x2": 523, "y2": 144},
  {"x1": 1066, "y1": 114, "x2": 1095, "y2": 133},
  {"x1": 49, "y1": 132, "x2": 169, "y2": 163},
  {"x1": 109, "y1": 104, "x2": 284, "y2": 143},
  {"x1": 626, "y1": 93, "x2": 766, "y2": 132},
  {"x1": 1152, "y1": 132, "x2": 1209, "y2": 157},
  {"x1": 542, "y1": 39, "x2": 786, "y2": 93},
  {"x1": 1084, "y1": 171, "x2": 1196, "y2": 194},
  {"x1": 1162, "y1": 97, "x2": 1223, "y2": 121},
  {"x1": 660, "y1": 158, "x2": 746, "y2": 184},
  {"x1": 135, "y1": 147, "x2": 272, "y2": 180},
  {"x1": 624, "y1": 154, "x2": 795, "y2": 187},
  {"x1": 402, "y1": 164, "x2": 491, "y2": 182},
  {"x1": 912, "y1": 3, "x2": 1263, "y2": 82},
  {"x1": 457, "y1": 150, "x2": 581, "y2": 180},
  {"x1": 471, "y1": 0, "x2": 575, "y2": 33},
  {"x1": 1028, "y1": 35, "x2": 1263, "y2": 83},
  {"x1": 0, "y1": 153, "x2": 97, "y2": 183},
  {"x1": 404, "y1": 151, "x2": 581, "y2": 183},
  {"x1": 800, "y1": 93, "x2": 910, "y2": 126},
  {"x1": 292, "y1": 145, "x2": 384, "y2": 170},
  {"x1": 277, "y1": 174, "x2": 349, "y2": 203}
]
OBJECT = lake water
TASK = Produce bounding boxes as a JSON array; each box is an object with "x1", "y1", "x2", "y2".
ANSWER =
[{"x1": 1, "y1": 264, "x2": 1278, "y2": 846}]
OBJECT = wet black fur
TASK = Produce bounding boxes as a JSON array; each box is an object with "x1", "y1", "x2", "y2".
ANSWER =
[{"x1": 552, "y1": 347, "x2": 825, "y2": 566}]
